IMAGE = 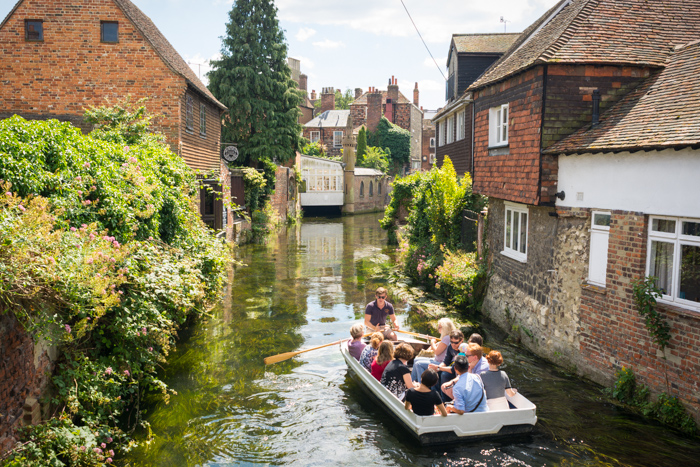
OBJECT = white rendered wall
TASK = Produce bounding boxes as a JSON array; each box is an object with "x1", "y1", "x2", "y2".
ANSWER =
[
  {"x1": 300, "y1": 192, "x2": 344, "y2": 206},
  {"x1": 556, "y1": 148, "x2": 700, "y2": 217}
]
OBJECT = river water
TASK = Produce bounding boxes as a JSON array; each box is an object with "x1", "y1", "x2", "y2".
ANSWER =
[{"x1": 123, "y1": 214, "x2": 699, "y2": 466}]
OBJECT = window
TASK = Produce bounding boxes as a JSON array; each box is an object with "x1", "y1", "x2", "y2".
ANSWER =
[
  {"x1": 446, "y1": 115, "x2": 454, "y2": 144},
  {"x1": 588, "y1": 212, "x2": 611, "y2": 287},
  {"x1": 438, "y1": 121, "x2": 445, "y2": 147},
  {"x1": 430, "y1": 137, "x2": 435, "y2": 148},
  {"x1": 430, "y1": 153, "x2": 435, "y2": 164},
  {"x1": 185, "y1": 95, "x2": 194, "y2": 132},
  {"x1": 199, "y1": 103, "x2": 206, "y2": 136},
  {"x1": 489, "y1": 104, "x2": 509, "y2": 147},
  {"x1": 101, "y1": 21, "x2": 118, "y2": 43},
  {"x1": 360, "y1": 181, "x2": 364, "y2": 198},
  {"x1": 333, "y1": 131, "x2": 343, "y2": 148},
  {"x1": 310, "y1": 131, "x2": 320, "y2": 143},
  {"x1": 647, "y1": 216, "x2": 700, "y2": 310},
  {"x1": 502, "y1": 202, "x2": 528, "y2": 262},
  {"x1": 378, "y1": 182, "x2": 382, "y2": 195},
  {"x1": 457, "y1": 110, "x2": 466, "y2": 141},
  {"x1": 369, "y1": 181, "x2": 374, "y2": 197},
  {"x1": 25, "y1": 20, "x2": 43, "y2": 41}
]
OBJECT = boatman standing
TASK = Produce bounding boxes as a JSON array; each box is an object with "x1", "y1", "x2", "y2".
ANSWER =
[{"x1": 364, "y1": 287, "x2": 399, "y2": 341}]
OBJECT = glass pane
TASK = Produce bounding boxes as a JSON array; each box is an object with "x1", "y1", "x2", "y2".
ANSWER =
[
  {"x1": 496, "y1": 110, "x2": 501, "y2": 143},
  {"x1": 505, "y1": 210, "x2": 511, "y2": 249},
  {"x1": 513, "y1": 212, "x2": 520, "y2": 252},
  {"x1": 26, "y1": 21, "x2": 43, "y2": 40},
  {"x1": 680, "y1": 244, "x2": 700, "y2": 303},
  {"x1": 652, "y1": 218, "x2": 676, "y2": 233},
  {"x1": 593, "y1": 213, "x2": 611, "y2": 227},
  {"x1": 102, "y1": 22, "x2": 118, "y2": 42},
  {"x1": 682, "y1": 221, "x2": 700, "y2": 237},
  {"x1": 520, "y1": 212, "x2": 528, "y2": 254},
  {"x1": 650, "y1": 241, "x2": 674, "y2": 295}
]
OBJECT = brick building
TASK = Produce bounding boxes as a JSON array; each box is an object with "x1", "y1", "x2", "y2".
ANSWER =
[
  {"x1": 349, "y1": 78, "x2": 423, "y2": 173},
  {"x1": 302, "y1": 88, "x2": 350, "y2": 158},
  {"x1": 433, "y1": 34, "x2": 518, "y2": 176},
  {"x1": 421, "y1": 112, "x2": 436, "y2": 171},
  {"x1": 0, "y1": 0, "x2": 231, "y2": 231},
  {"x1": 467, "y1": 0, "x2": 700, "y2": 420}
]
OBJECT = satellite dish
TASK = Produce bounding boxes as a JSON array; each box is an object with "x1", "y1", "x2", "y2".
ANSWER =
[{"x1": 222, "y1": 146, "x2": 239, "y2": 163}]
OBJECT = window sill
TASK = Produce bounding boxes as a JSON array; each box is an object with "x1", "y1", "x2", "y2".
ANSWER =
[
  {"x1": 500, "y1": 249, "x2": 527, "y2": 263},
  {"x1": 656, "y1": 299, "x2": 700, "y2": 317},
  {"x1": 581, "y1": 281, "x2": 606, "y2": 294},
  {"x1": 488, "y1": 143, "x2": 509, "y2": 149},
  {"x1": 488, "y1": 146, "x2": 509, "y2": 156}
]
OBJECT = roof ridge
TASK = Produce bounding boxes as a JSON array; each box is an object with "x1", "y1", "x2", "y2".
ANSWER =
[{"x1": 539, "y1": 0, "x2": 598, "y2": 62}]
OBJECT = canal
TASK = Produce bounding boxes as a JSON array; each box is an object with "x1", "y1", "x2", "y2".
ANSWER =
[{"x1": 123, "y1": 213, "x2": 700, "y2": 466}]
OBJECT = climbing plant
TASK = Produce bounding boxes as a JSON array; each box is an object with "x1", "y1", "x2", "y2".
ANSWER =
[{"x1": 632, "y1": 276, "x2": 672, "y2": 352}]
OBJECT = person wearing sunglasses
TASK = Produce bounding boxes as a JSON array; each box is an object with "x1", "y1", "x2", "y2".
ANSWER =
[{"x1": 364, "y1": 287, "x2": 399, "y2": 340}]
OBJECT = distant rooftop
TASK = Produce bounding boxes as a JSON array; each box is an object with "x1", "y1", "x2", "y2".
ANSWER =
[{"x1": 305, "y1": 110, "x2": 350, "y2": 128}]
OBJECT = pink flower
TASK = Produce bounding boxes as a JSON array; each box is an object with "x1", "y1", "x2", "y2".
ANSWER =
[
  {"x1": 76, "y1": 176, "x2": 82, "y2": 181},
  {"x1": 124, "y1": 370, "x2": 130, "y2": 377},
  {"x1": 136, "y1": 331, "x2": 140, "y2": 337},
  {"x1": 148, "y1": 236, "x2": 154, "y2": 241},
  {"x1": 105, "y1": 367, "x2": 113, "y2": 375},
  {"x1": 148, "y1": 347, "x2": 153, "y2": 352},
  {"x1": 87, "y1": 258, "x2": 93, "y2": 264},
  {"x1": 124, "y1": 146, "x2": 130, "y2": 152},
  {"x1": 5, "y1": 192, "x2": 11, "y2": 196},
  {"x1": 65, "y1": 324, "x2": 71, "y2": 333},
  {"x1": 91, "y1": 185, "x2": 96, "y2": 191},
  {"x1": 18, "y1": 205, "x2": 26, "y2": 212},
  {"x1": 83, "y1": 162, "x2": 90, "y2": 168},
  {"x1": 101, "y1": 443, "x2": 107, "y2": 449},
  {"x1": 80, "y1": 446, "x2": 86, "y2": 451},
  {"x1": 142, "y1": 327, "x2": 147, "y2": 335},
  {"x1": 77, "y1": 191, "x2": 83, "y2": 196},
  {"x1": 94, "y1": 447, "x2": 102, "y2": 453},
  {"x1": 109, "y1": 449, "x2": 114, "y2": 456},
  {"x1": 70, "y1": 227, "x2": 77, "y2": 231},
  {"x1": 106, "y1": 458, "x2": 113, "y2": 463},
  {"x1": 107, "y1": 437, "x2": 113, "y2": 443}
]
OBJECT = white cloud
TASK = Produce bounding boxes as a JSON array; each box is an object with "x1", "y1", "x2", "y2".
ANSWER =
[
  {"x1": 312, "y1": 39, "x2": 345, "y2": 49},
  {"x1": 296, "y1": 27, "x2": 317, "y2": 41},
  {"x1": 278, "y1": 0, "x2": 559, "y2": 43},
  {"x1": 293, "y1": 55, "x2": 315, "y2": 70}
]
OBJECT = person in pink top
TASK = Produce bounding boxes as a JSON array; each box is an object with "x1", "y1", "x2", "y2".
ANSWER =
[
  {"x1": 371, "y1": 341, "x2": 394, "y2": 381},
  {"x1": 348, "y1": 323, "x2": 366, "y2": 361}
]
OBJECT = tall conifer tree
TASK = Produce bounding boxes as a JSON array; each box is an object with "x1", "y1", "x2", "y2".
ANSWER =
[
  {"x1": 356, "y1": 126, "x2": 368, "y2": 163},
  {"x1": 208, "y1": 0, "x2": 303, "y2": 164}
]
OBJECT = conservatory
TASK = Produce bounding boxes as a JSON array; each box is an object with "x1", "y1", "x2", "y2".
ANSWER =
[{"x1": 299, "y1": 155, "x2": 344, "y2": 207}]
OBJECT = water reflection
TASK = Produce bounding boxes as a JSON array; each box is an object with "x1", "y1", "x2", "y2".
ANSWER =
[{"x1": 123, "y1": 214, "x2": 699, "y2": 467}]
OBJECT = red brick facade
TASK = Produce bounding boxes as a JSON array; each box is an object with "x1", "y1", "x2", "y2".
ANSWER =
[{"x1": 302, "y1": 127, "x2": 344, "y2": 158}]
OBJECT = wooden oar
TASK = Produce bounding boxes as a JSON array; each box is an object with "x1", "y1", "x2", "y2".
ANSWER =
[
  {"x1": 264, "y1": 333, "x2": 372, "y2": 365},
  {"x1": 395, "y1": 330, "x2": 436, "y2": 341}
]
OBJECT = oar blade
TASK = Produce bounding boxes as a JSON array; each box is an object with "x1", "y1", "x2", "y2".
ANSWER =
[{"x1": 264, "y1": 351, "x2": 299, "y2": 365}]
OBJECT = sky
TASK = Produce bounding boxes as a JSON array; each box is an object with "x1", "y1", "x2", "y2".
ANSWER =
[{"x1": 1, "y1": 0, "x2": 560, "y2": 115}]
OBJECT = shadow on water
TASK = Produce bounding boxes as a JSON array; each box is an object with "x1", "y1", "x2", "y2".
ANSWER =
[{"x1": 122, "y1": 213, "x2": 700, "y2": 467}]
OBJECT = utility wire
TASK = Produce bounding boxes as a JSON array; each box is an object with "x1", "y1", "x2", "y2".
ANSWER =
[{"x1": 399, "y1": 0, "x2": 447, "y2": 81}]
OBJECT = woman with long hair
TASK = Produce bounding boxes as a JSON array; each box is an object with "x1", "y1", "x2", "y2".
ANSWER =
[
  {"x1": 410, "y1": 317, "x2": 456, "y2": 382},
  {"x1": 371, "y1": 340, "x2": 394, "y2": 381}
]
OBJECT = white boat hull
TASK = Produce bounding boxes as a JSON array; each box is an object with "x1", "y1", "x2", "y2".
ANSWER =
[{"x1": 341, "y1": 340, "x2": 537, "y2": 445}]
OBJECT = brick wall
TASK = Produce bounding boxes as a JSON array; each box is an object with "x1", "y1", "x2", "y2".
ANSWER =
[
  {"x1": 0, "y1": 313, "x2": 57, "y2": 453},
  {"x1": 302, "y1": 127, "x2": 344, "y2": 157},
  {"x1": 354, "y1": 175, "x2": 390, "y2": 213},
  {"x1": 421, "y1": 121, "x2": 435, "y2": 171},
  {"x1": 269, "y1": 165, "x2": 298, "y2": 220},
  {"x1": 473, "y1": 68, "x2": 544, "y2": 205}
]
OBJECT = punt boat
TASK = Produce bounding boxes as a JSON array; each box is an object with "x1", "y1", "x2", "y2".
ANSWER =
[{"x1": 341, "y1": 339, "x2": 538, "y2": 445}]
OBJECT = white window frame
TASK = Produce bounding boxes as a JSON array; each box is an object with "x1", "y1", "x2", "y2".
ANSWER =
[
  {"x1": 489, "y1": 103, "x2": 509, "y2": 147},
  {"x1": 588, "y1": 211, "x2": 611, "y2": 287},
  {"x1": 438, "y1": 121, "x2": 445, "y2": 147},
  {"x1": 502, "y1": 201, "x2": 528, "y2": 262},
  {"x1": 446, "y1": 115, "x2": 454, "y2": 144},
  {"x1": 457, "y1": 110, "x2": 466, "y2": 141},
  {"x1": 430, "y1": 137, "x2": 435, "y2": 148},
  {"x1": 310, "y1": 131, "x2": 320, "y2": 143},
  {"x1": 333, "y1": 131, "x2": 343, "y2": 148},
  {"x1": 646, "y1": 216, "x2": 700, "y2": 312}
]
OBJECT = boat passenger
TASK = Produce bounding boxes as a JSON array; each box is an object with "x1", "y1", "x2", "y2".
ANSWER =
[
  {"x1": 467, "y1": 333, "x2": 483, "y2": 346},
  {"x1": 410, "y1": 318, "x2": 455, "y2": 382},
  {"x1": 464, "y1": 342, "x2": 489, "y2": 375},
  {"x1": 404, "y1": 369, "x2": 448, "y2": 417},
  {"x1": 436, "y1": 330, "x2": 464, "y2": 399},
  {"x1": 364, "y1": 287, "x2": 399, "y2": 340},
  {"x1": 481, "y1": 350, "x2": 517, "y2": 411},
  {"x1": 359, "y1": 332, "x2": 384, "y2": 371},
  {"x1": 371, "y1": 340, "x2": 394, "y2": 381},
  {"x1": 380, "y1": 343, "x2": 419, "y2": 400},
  {"x1": 445, "y1": 356, "x2": 488, "y2": 414},
  {"x1": 348, "y1": 323, "x2": 366, "y2": 361}
]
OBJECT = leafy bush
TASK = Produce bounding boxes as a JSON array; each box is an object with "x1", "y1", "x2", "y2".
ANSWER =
[
  {"x1": 368, "y1": 117, "x2": 410, "y2": 166},
  {"x1": 357, "y1": 146, "x2": 389, "y2": 173},
  {"x1": 241, "y1": 167, "x2": 267, "y2": 213},
  {"x1": 0, "y1": 113, "x2": 227, "y2": 465},
  {"x1": 301, "y1": 141, "x2": 327, "y2": 158}
]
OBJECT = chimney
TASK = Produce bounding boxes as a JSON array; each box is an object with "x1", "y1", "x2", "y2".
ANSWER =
[
  {"x1": 592, "y1": 89, "x2": 601, "y2": 126},
  {"x1": 355, "y1": 88, "x2": 363, "y2": 99},
  {"x1": 310, "y1": 89, "x2": 317, "y2": 100},
  {"x1": 413, "y1": 82, "x2": 419, "y2": 106},
  {"x1": 321, "y1": 87, "x2": 335, "y2": 113},
  {"x1": 367, "y1": 89, "x2": 382, "y2": 132},
  {"x1": 386, "y1": 77, "x2": 399, "y2": 123},
  {"x1": 299, "y1": 74, "x2": 308, "y2": 93}
]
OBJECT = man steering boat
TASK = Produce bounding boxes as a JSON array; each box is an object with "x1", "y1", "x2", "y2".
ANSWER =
[{"x1": 364, "y1": 287, "x2": 399, "y2": 341}]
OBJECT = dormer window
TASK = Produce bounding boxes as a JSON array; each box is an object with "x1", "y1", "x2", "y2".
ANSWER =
[
  {"x1": 25, "y1": 20, "x2": 43, "y2": 41},
  {"x1": 101, "y1": 21, "x2": 119, "y2": 43}
]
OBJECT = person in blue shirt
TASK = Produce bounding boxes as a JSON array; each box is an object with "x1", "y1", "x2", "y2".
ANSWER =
[{"x1": 445, "y1": 355, "x2": 488, "y2": 414}]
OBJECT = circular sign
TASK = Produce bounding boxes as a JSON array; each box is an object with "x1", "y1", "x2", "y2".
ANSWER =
[{"x1": 222, "y1": 146, "x2": 239, "y2": 163}]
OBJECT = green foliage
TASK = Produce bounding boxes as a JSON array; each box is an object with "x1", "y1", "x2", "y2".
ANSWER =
[
  {"x1": 243, "y1": 200, "x2": 280, "y2": 244},
  {"x1": 384, "y1": 157, "x2": 487, "y2": 313},
  {"x1": 368, "y1": 117, "x2": 410, "y2": 166},
  {"x1": 301, "y1": 141, "x2": 327, "y2": 158},
  {"x1": 0, "y1": 114, "x2": 227, "y2": 465},
  {"x1": 241, "y1": 167, "x2": 266, "y2": 213},
  {"x1": 84, "y1": 97, "x2": 159, "y2": 146},
  {"x1": 357, "y1": 146, "x2": 389, "y2": 173},
  {"x1": 632, "y1": 276, "x2": 672, "y2": 352},
  {"x1": 207, "y1": 0, "x2": 303, "y2": 165},
  {"x1": 608, "y1": 368, "x2": 697, "y2": 436},
  {"x1": 356, "y1": 126, "x2": 368, "y2": 163}
]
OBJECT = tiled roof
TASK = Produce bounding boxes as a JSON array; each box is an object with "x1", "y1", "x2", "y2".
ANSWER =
[
  {"x1": 545, "y1": 40, "x2": 700, "y2": 154},
  {"x1": 451, "y1": 33, "x2": 520, "y2": 54},
  {"x1": 304, "y1": 110, "x2": 350, "y2": 128},
  {"x1": 470, "y1": 0, "x2": 700, "y2": 91},
  {"x1": 351, "y1": 90, "x2": 412, "y2": 106},
  {"x1": 112, "y1": 0, "x2": 226, "y2": 109}
]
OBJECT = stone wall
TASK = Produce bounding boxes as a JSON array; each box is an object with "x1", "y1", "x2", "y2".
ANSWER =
[
  {"x1": 269, "y1": 166, "x2": 298, "y2": 220},
  {"x1": 354, "y1": 176, "x2": 390, "y2": 213},
  {"x1": 0, "y1": 313, "x2": 57, "y2": 453}
]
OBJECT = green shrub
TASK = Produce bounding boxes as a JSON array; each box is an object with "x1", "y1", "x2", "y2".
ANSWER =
[
  {"x1": 357, "y1": 146, "x2": 389, "y2": 173},
  {"x1": 368, "y1": 117, "x2": 410, "y2": 166}
]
